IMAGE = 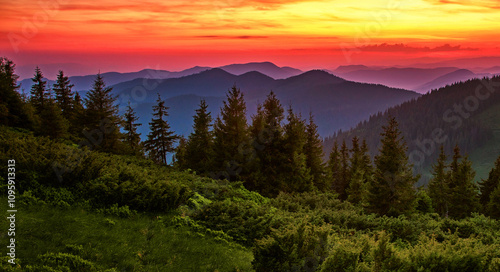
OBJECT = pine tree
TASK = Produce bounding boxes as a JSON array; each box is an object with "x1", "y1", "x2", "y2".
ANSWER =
[
  {"x1": 479, "y1": 156, "x2": 500, "y2": 213},
  {"x1": 39, "y1": 99, "x2": 69, "y2": 139},
  {"x1": 123, "y1": 102, "x2": 142, "y2": 156},
  {"x1": 427, "y1": 145, "x2": 450, "y2": 217},
  {"x1": 70, "y1": 92, "x2": 86, "y2": 137},
  {"x1": 487, "y1": 184, "x2": 500, "y2": 219},
  {"x1": 174, "y1": 136, "x2": 189, "y2": 169},
  {"x1": 367, "y1": 116, "x2": 418, "y2": 216},
  {"x1": 53, "y1": 70, "x2": 74, "y2": 114},
  {"x1": 212, "y1": 85, "x2": 249, "y2": 180},
  {"x1": 282, "y1": 107, "x2": 312, "y2": 193},
  {"x1": 0, "y1": 57, "x2": 32, "y2": 129},
  {"x1": 144, "y1": 94, "x2": 178, "y2": 165},
  {"x1": 304, "y1": 113, "x2": 326, "y2": 190},
  {"x1": 249, "y1": 92, "x2": 287, "y2": 195},
  {"x1": 333, "y1": 140, "x2": 351, "y2": 200},
  {"x1": 447, "y1": 146, "x2": 479, "y2": 218},
  {"x1": 347, "y1": 137, "x2": 372, "y2": 205},
  {"x1": 328, "y1": 141, "x2": 341, "y2": 193},
  {"x1": 84, "y1": 73, "x2": 122, "y2": 152},
  {"x1": 30, "y1": 66, "x2": 49, "y2": 113},
  {"x1": 183, "y1": 99, "x2": 214, "y2": 174}
]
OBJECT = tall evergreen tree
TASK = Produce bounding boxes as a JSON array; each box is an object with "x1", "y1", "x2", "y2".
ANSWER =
[
  {"x1": 39, "y1": 99, "x2": 69, "y2": 139},
  {"x1": 144, "y1": 94, "x2": 178, "y2": 165},
  {"x1": 183, "y1": 99, "x2": 214, "y2": 174},
  {"x1": 328, "y1": 141, "x2": 341, "y2": 193},
  {"x1": 304, "y1": 113, "x2": 326, "y2": 190},
  {"x1": 487, "y1": 184, "x2": 500, "y2": 219},
  {"x1": 212, "y1": 85, "x2": 249, "y2": 180},
  {"x1": 0, "y1": 57, "x2": 31, "y2": 128},
  {"x1": 333, "y1": 140, "x2": 351, "y2": 200},
  {"x1": 84, "y1": 73, "x2": 122, "y2": 152},
  {"x1": 123, "y1": 102, "x2": 142, "y2": 156},
  {"x1": 367, "y1": 116, "x2": 418, "y2": 216},
  {"x1": 479, "y1": 156, "x2": 500, "y2": 212},
  {"x1": 53, "y1": 70, "x2": 74, "y2": 115},
  {"x1": 282, "y1": 107, "x2": 312, "y2": 193},
  {"x1": 447, "y1": 146, "x2": 479, "y2": 218},
  {"x1": 30, "y1": 66, "x2": 49, "y2": 113},
  {"x1": 347, "y1": 137, "x2": 372, "y2": 205},
  {"x1": 249, "y1": 92, "x2": 286, "y2": 195},
  {"x1": 427, "y1": 145, "x2": 450, "y2": 217},
  {"x1": 69, "y1": 92, "x2": 86, "y2": 137}
]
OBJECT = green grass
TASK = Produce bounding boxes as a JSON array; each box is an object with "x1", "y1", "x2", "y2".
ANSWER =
[
  {"x1": 470, "y1": 103, "x2": 500, "y2": 181},
  {"x1": 0, "y1": 199, "x2": 254, "y2": 271}
]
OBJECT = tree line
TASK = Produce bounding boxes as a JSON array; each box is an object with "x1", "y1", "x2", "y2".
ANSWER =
[{"x1": 1, "y1": 57, "x2": 499, "y2": 219}]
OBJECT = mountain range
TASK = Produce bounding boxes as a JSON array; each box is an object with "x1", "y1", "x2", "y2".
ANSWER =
[{"x1": 110, "y1": 69, "x2": 420, "y2": 139}]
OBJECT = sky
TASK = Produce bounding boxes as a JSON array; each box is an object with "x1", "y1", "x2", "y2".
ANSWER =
[{"x1": 1, "y1": 0, "x2": 500, "y2": 78}]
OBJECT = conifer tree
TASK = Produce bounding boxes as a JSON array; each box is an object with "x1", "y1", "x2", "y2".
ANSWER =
[
  {"x1": 0, "y1": 57, "x2": 31, "y2": 128},
  {"x1": 249, "y1": 92, "x2": 287, "y2": 195},
  {"x1": 212, "y1": 85, "x2": 249, "y2": 180},
  {"x1": 70, "y1": 92, "x2": 85, "y2": 137},
  {"x1": 447, "y1": 146, "x2": 479, "y2": 218},
  {"x1": 427, "y1": 145, "x2": 450, "y2": 217},
  {"x1": 30, "y1": 66, "x2": 49, "y2": 113},
  {"x1": 84, "y1": 73, "x2": 122, "y2": 152},
  {"x1": 487, "y1": 184, "x2": 500, "y2": 219},
  {"x1": 367, "y1": 116, "x2": 418, "y2": 216},
  {"x1": 53, "y1": 70, "x2": 74, "y2": 114},
  {"x1": 282, "y1": 107, "x2": 312, "y2": 193},
  {"x1": 174, "y1": 136, "x2": 189, "y2": 169},
  {"x1": 479, "y1": 156, "x2": 500, "y2": 212},
  {"x1": 144, "y1": 94, "x2": 178, "y2": 165},
  {"x1": 184, "y1": 99, "x2": 214, "y2": 174},
  {"x1": 39, "y1": 99, "x2": 69, "y2": 139},
  {"x1": 347, "y1": 137, "x2": 372, "y2": 205},
  {"x1": 304, "y1": 113, "x2": 326, "y2": 190},
  {"x1": 123, "y1": 102, "x2": 142, "y2": 156},
  {"x1": 333, "y1": 140, "x2": 351, "y2": 200},
  {"x1": 328, "y1": 141, "x2": 341, "y2": 193}
]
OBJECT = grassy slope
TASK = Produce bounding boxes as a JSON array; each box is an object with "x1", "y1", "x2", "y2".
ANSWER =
[{"x1": 0, "y1": 199, "x2": 254, "y2": 271}]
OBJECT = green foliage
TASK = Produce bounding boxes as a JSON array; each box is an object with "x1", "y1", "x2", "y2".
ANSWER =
[
  {"x1": 368, "y1": 116, "x2": 418, "y2": 216},
  {"x1": 144, "y1": 93, "x2": 178, "y2": 164},
  {"x1": 480, "y1": 155, "x2": 500, "y2": 216},
  {"x1": 122, "y1": 102, "x2": 143, "y2": 156}
]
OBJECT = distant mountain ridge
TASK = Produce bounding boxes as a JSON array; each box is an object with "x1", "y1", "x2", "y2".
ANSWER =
[
  {"x1": 18, "y1": 62, "x2": 303, "y2": 92},
  {"x1": 110, "y1": 68, "x2": 420, "y2": 138}
]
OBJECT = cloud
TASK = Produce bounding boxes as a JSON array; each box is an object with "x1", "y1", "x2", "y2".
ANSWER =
[
  {"x1": 425, "y1": 0, "x2": 500, "y2": 9},
  {"x1": 357, "y1": 43, "x2": 478, "y2": 52}
]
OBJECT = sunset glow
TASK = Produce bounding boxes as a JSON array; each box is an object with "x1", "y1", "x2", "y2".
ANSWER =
[{"x1": 2, "y1": 0, "x2": 500, "y2": 77}]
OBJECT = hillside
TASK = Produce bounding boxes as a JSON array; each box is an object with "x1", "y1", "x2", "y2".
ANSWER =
[
  {"x1": 111, "y1": 69, "x2": 420, "y2": 137},
  {"x1": 2, "y1": 126, "x2": 500, "y2": 271},
  {"x1": 324, "y1": 76, "x2": 500, "y2": 184}
]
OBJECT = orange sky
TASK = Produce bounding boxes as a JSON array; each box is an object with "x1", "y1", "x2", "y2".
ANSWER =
[{"x1": 1, "y1": 0, "x2": 500, "y2": 77}]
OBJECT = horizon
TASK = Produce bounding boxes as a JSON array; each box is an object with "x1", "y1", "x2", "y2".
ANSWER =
[{"x1": 2, "y1": 0, "x2": 500, "y2": 79}]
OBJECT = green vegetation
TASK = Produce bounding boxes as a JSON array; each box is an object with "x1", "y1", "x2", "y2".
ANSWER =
[{"x1": 2, "y1": 58, "x2": 500, "y2": 271}]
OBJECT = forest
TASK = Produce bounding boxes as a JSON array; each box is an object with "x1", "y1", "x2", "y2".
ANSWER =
[{"x1": 2, "y1": 57, "x2": 500, "y2": 271}]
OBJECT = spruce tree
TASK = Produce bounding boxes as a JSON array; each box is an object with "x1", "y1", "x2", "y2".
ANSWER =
[
  {"x1": 347, "y1": 137, "x2": 372, "y2": 205},
  {"x1": 447, "y1": 146, "x2": 479, "y2": 218},
  {"x1": 333, "y1": 140, "x2": 351, "y2": 200},
  {"x1": 0, "y1": 57, "x2": 31, "y2": 129},
  {"x1": 144, "y1": 94, "x2": 178, "y2": 165},
  {"x1": 328, "y1": 141, "x2": 341, "y2": 193},
  {"x1": 70, "y1": 92, "x2": 85, "y2": 137},
  {"x1": 479, "y1": 156, "x2": 500, "y2": 212},
  {"x1": 427, "y1": 145, "x2": 450, "y2": 217},
  {"x1": 487, "y1": 184, "x2": 500, "y2": 219},
  {"x1": 282, "y1": 107, "x2": 312, "y2": 193},
  {"x1": 250, "y1": 92, "x2": 287, "y2": 195},
  {"x1": 39, "y1": 99, "x2": 69, "y2": 139},
  {"x1": 212, "y1": 85, "x2": 249, "y2": 180},
  {"x1": 53, "y1": 70, "x2": 74, "y2": 115},
  {"x1": 84, "y1": 73, "x2": 122, "y2": 152},
  {"x1": 184, "y1": 99, "x2": 214, "y2": 174},
  {"x1": 367, "y1": 116, "x2": 418, "y2": 216},
  {"x1": 30, "y1": 66, "x2": 49, "y2": 113},
  {"x1": 304, "y1": 113, "x2": 326, "y2": 190},
  {"x1": 123, "y1": 102, "x2": 142, "y2": 156}
]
